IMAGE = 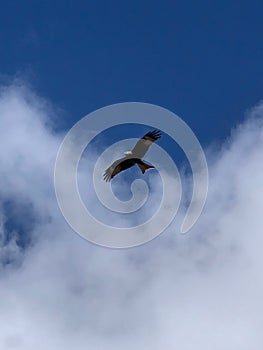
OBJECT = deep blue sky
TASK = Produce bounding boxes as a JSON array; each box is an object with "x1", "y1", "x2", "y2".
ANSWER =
[{"x1": 0, "y1": 0, "x2": 262, "y2": 145}]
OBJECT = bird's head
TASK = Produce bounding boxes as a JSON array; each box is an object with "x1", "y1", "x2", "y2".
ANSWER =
[{"x1": 124, "y1": 151, "x2": 133, "y2": 156}]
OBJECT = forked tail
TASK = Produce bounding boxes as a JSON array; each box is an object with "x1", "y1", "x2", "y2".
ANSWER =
[{"x1": 137, "y1": 160, "x2": 155, "y2": 174}]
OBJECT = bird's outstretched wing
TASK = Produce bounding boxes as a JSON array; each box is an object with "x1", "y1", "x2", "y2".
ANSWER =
[
  {"x1": 103, "y1": 157, "x2": 136, "y2": 182},
  {"x1": 131, "y1": 130, "x2": 161, "y2": 158}
]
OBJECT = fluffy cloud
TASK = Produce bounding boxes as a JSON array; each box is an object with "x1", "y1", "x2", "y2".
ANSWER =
[{"x1": 0, "y1": 84, "x2": 262, "y2": 349}]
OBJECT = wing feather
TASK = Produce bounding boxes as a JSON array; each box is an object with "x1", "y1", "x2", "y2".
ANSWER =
[
  {"x1": 103, "y1": 157, "x2": 136, "y2": 182},
  {"x1": 131, "y1": 130, "x2": 161, "y2": 158}
]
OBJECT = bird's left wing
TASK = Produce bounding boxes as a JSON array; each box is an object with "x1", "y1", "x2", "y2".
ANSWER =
[{"x1": 103, "y1": 156, "x2": 129, "y2": 182}]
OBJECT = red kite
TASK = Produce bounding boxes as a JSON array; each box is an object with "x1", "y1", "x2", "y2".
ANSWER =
[{"x1": 103, "y1": 130, "x2": 161, "y2": 182}]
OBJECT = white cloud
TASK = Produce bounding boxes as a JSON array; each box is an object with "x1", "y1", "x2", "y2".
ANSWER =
[{"x1": 0, "y1": 83, "x2": 263, "y2": 349}]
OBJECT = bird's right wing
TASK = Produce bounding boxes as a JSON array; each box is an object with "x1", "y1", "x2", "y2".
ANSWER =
[{"x1": 131, "y1": 130, "x2": 161, "y2": 158}]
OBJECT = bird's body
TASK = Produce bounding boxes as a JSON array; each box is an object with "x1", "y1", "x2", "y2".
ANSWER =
[{"x1": 103, "y1": 130, "x2": 161, "y2": 182}]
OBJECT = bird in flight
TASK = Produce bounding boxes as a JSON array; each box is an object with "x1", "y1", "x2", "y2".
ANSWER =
[{"x1": 103, "y1": 130, "x2": 161, "y2": 182}]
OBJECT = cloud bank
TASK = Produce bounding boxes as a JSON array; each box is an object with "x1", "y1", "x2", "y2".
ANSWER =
[{"x1": 0, "y1": 84, "x2": 262, "y2": 349}]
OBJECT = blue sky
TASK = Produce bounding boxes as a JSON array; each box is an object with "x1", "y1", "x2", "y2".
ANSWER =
[
  {"x1": 1, "y1": 2, "x2": 263, "y2": 349},
  {"x1": 1, "y1": 0, "x2": 262, "y2": 143}
]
